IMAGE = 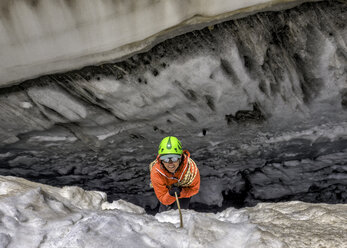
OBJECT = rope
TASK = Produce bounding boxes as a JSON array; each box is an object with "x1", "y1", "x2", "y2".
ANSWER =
[
  {"x1": 175, "y1": 192, "x2": 183, "y2": 228},
  {"x1": 149, "y1": 158, "x2": 198, "y2": 188},
  {"x1": 175, "y1": 158, "x2": 198, "y2": 187}
]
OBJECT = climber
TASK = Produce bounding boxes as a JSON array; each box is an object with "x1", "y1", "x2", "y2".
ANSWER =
[{"x1": 149, "y1": 136, "x2": 200, "y2": 212}]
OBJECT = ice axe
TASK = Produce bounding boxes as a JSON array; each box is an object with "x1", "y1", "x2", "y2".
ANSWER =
[{"x1": 175, "y1": 192, "x2": 183, "y2": 228}]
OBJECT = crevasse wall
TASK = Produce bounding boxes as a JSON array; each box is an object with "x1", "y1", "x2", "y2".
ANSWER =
[
  {"x1": 0, "y1": 0, "x2": 319, "y2": 87},
  {"x1": 0, "y1": 1, "x2": 346, "y2": 210}
]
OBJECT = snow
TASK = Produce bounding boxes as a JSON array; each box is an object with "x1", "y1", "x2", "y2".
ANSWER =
[
  {"x1": 261, "y1": 122, "x2": 347, "y2": 144},
  {"x1": 0, "y1": 176, "x2": 346, "y2": 248},
  {"x1": 28, "y1": 136, "x2": 77, "y2": 142},
  {"x1": 20, "y1": 102, "x2": 33, "y2": 109},
  {"x1": 0, "y1": 0, "x2": 318, "y2": 87}
]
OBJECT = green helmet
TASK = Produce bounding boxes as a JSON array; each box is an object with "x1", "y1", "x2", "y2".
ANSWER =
[{"x1": 158, "y1": 136, "x2": 183, "y2": 156}]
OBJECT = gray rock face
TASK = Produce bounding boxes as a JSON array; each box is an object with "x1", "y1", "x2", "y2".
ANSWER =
[{"x1": 0, "y1": 1, "x2": 346, "y2": 211}]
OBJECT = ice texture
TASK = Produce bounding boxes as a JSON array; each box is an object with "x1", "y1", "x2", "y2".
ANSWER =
[
  {"x1": 0, "y1": 175, "x2": 346, "y2": 248},
  {"x1": 0, "y1": 0, "x2": 346, "y2": 215},
  {"x1": 0, "y1": 0, "x2": 319, "y2": 86}
]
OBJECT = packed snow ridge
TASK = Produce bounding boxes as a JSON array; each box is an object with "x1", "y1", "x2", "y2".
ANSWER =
[
  {"x1": 0, "y1": 0, "x2": 319, "y2": 86},
  {"x1": 0, "y1": 176, "x2": 346, "y2": 248}
]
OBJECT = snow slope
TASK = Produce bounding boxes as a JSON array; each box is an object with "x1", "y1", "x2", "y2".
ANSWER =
[{"x1": 0, "y1": 176, "x2": 346, "y2": 248}]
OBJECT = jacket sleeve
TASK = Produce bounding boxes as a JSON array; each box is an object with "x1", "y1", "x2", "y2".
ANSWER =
[
  {"x1": 151, "y1": 169, "x2": 176, "y2": 206},
  {"x1": 180, "y1": 165, "x2": 200, "y2": 198}
]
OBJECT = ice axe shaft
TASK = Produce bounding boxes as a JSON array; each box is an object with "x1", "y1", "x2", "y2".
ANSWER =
[{"x1": 175, "y1": 192, "x2": 183, "y2": 228}]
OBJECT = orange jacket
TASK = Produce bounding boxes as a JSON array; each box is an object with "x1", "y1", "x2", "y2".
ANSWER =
[{"x1": 150, "y1": 150, "x2": 200, "y2": 206}]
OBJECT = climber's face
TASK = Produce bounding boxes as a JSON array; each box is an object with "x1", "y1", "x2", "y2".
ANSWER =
[{"x1": 161, "y1": 155, "x2": 181, "y2": 173}]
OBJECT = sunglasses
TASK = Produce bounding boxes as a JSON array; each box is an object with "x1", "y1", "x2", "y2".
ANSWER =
[{"x1": 161, "y1": 156, "x2": 180, "y2": 163}]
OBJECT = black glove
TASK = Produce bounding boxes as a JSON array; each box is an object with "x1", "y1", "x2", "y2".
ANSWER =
[{"x1": 169, "y1": 186, "x2": 182, "y2": 197}]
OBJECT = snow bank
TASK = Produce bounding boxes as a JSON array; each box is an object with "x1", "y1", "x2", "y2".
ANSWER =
[
  {"x1": 0, "y1": 175, "x2": 346, "y2": 248},
  {"x1": 0, "y1": 0, "x2": 319, "y2": 87}
]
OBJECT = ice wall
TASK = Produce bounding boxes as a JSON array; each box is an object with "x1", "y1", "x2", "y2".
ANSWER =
[
  {"x1": 0, "y1": 0, "x2": 346, "y2": 210},
  {"x1": 0, "y1": 1, "x2": 346, "y2": 210},
  {"x1": 0, "y1": 0, "x2": 319, "y2": 87}
]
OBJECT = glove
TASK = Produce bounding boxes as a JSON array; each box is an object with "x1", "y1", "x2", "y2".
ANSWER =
[{"x1": 169, "y1": 186, "x2": 182, "y2": 197}]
